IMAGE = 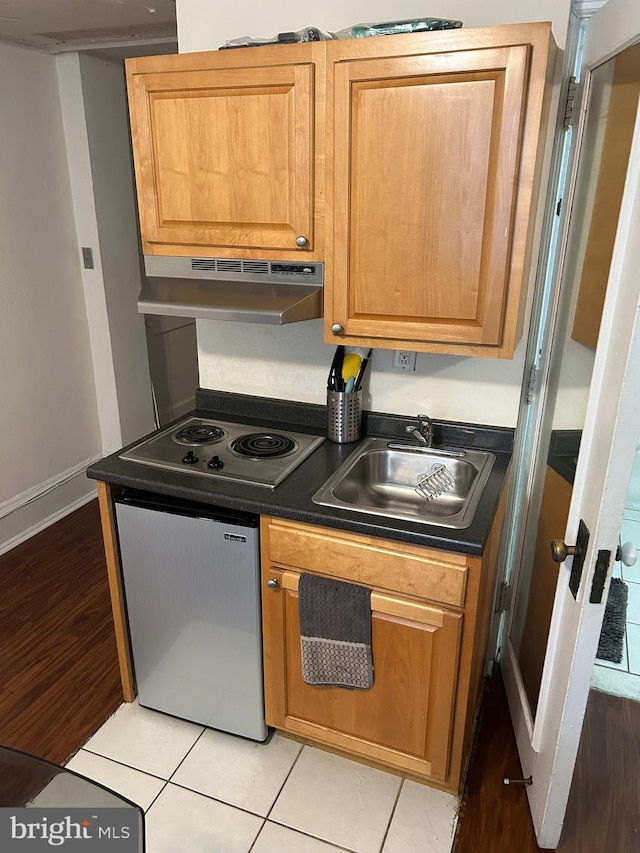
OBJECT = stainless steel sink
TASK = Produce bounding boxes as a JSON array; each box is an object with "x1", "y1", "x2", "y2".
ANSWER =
[{"x1": 312, "y1": 437, "x2": 495, "y2": 529}]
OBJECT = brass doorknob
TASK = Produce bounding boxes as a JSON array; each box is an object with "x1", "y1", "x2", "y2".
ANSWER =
[{"x1": 551, "y1": 539, "x2": 580, "y2": 563}]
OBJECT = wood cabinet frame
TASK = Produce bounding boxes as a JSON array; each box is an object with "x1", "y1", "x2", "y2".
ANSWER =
[
  {"x1": 96, "y1": 481, "x2": 136, "y2": 701},
  {"x1": 261, "y1": 488, "x2": 508, "y2": 792}
]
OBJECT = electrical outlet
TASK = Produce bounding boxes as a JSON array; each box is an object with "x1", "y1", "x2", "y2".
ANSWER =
[{"x1": 393, "y1": 350, "x2": 417, "y2": 372}]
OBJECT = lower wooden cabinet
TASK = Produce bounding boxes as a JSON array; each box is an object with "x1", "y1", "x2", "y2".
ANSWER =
[
  {"x1": 260, "y1": 508, "x2": 507, "y2": 792},
  {"x1": 264, "y1": 568, "x2": 462, "y2": 781}
]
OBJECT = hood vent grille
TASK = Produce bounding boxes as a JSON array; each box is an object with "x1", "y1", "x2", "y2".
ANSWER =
[
  {"x1": 191, "y1": 258, "x2": 218, "y2": 272},
  {"x1": 190, "y1": 257, "x2": 302, "y2": 277},
  {"x1": 243, "y1": 260, "x2": 270, "y2": 274},
  {"x1": 208, "y1": 258, "x2": 241, "y2": 273}
]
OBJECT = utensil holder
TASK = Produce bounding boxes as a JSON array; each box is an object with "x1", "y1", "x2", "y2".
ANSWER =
[{"x1": 327, "y1": 389, "x2": 362, "y2": 443}]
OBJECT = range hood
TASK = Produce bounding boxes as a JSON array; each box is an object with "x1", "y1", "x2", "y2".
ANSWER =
[{"x1": 139, "y1": 256, "x2": 324, "y2": 324}]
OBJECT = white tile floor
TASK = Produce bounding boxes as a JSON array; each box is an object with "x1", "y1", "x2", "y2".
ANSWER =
[
  {"x1": 591, "y1": 516, "x2": 640, "y2": 700},
  {"x1": 66, "y1": 701, "x2": 459, "y2": 853}
]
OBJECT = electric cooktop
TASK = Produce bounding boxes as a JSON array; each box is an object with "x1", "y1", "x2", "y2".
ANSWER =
[{"x1": 120, "y1": 416, "x2": 325, "y2": 488}]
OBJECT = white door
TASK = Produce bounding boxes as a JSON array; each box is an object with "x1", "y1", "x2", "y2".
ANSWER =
[{"x1": 500, "y1": 0, "x2": 640, "y2": 847}]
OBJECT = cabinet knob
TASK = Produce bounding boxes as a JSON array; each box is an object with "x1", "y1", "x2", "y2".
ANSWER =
[
  {"x1": 295, "y1": 235, "x2": 308, "y2": 247},
  {"x1": 551, "y1": 539, "x2": 580, "y2": 563},
  {"x1": 266, "y1": 578, "x2": 279, "y2": 590},
  {"x1": 331, "y1": 323, "x2": 344, "y2": 335}
]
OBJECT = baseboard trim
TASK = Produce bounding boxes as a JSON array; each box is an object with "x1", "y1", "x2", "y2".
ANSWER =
[{"x1": 0, "y1": 455, "x2": 102, "y2": 556}]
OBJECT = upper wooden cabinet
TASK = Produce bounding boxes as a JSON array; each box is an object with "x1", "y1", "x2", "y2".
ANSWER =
[
  {"x1": 125, "y1": 43, "x2": 325, "y2": 260},
  {"x1": 324, "y1": 24, "x2": 556, "y2": 357},
  {"x1": 125, "y1": 24, "x2": 555, "y2": 354}
]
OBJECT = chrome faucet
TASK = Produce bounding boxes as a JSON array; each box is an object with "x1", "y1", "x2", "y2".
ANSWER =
[
  {"x1": 406, "y1": 415, "x2": 433, "y2": 448},
  {"x1": 388, "y1": 414, "x2": 465, "y2": 456}
]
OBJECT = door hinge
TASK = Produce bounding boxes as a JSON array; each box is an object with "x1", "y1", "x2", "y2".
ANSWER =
[
  {"x1": 563, "y1": 76, "x2": 577, "y2": 130},
  {"x1": 526, "y1": 363, "x2": 539, "y2": 404},
  {"x1": 496, "y1": 581, "x2": 510, "y2": 612}
]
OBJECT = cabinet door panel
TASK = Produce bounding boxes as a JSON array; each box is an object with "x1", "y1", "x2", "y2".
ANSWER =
[
  {"x1": 128, "y1": 64, "x2": 316, "y2": 254},
  {"x1": 264, "y1": 568, "x2": 463, "y2": 781},
  {"x1": 350, "y1": 74, "x2": 493, "y2": 322},
  {"x1": 330, "y1": 46, "x2": 529, "y2": 346}
]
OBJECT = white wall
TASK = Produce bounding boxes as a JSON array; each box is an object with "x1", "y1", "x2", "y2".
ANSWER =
[
  {"x1": 0, "y1": 42, "x2": 102, "y2": 551},
  {"x1": 77, "y1": 54, "x2": 156, "y2": 445},
  {"x1": 179, "y1": 0, "x2": 572, "y2": 427},
  {"x1": 197, "y1": 320, "x2": 528, "y2": 425},
  {"x1": 57, "y1": 53, "x2": 155, "y2": 452}
]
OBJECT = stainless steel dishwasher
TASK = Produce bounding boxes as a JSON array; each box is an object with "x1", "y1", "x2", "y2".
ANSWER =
[{"x1": 114, "y1": 488, "x2": 267, "y2": 741}]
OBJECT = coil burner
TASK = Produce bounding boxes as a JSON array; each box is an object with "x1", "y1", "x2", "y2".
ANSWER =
[
  {"x1": 173, "y1": 424, "x2": 226, "y2": 446},
  {"x1": 230, "y1": 433, "x2": 297, "y2": 459}
]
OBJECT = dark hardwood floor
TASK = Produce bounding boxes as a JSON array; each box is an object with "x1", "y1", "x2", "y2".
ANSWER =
[
  {"x1": 2, "y1": 502, "x2": 639, "y2": 850},
  {"x1": 0, "y1": 500, "x2": 122, "y2": 765},
  {"x1": 456, "y1": 665, "x2": 640, "y2": 852}
]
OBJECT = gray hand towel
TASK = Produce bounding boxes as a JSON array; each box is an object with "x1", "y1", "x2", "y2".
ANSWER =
[{"x1": 298, "y1": 573, "x2": 373, "y2": 689}]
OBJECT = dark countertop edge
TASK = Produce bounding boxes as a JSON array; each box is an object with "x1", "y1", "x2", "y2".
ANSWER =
[
  {"x1": 547, "y1": 429, "x2": 581, "y2": 485},
  {"x1": 86, "y1": 390, "x2": 514, "y2": 557}
]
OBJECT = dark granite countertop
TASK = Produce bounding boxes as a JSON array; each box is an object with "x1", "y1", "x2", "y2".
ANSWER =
[{"x1": 86, "y1": 390, "x2": 513, "y2": 557}]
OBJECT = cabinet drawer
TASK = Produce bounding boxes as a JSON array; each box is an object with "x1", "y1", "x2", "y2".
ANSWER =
[{"x1": 262, "y1": 517, "x2": 468, "y2": 607}]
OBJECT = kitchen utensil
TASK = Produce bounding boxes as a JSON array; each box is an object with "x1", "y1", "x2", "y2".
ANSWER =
[
  {"x1": 345, "y1": 376, "x2": 355, "y2": 393},
  {"x1": 354, "y1": 349, "x2": 373, "y2": 391},
  {"x1": 341, "y1": 353, "x2": 362, "y2": 384},
  {"x1": 327, "y1": 345, "x2": 345, "y2": 391}
]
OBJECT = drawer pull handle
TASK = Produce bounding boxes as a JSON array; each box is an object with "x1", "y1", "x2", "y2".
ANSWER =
[{"x1": 266, "y1": 578, "x2": 279, "y2": 590}]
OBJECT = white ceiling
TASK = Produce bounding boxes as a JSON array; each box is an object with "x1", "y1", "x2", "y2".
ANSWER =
[{"x1": 0, "y1": 0, "x2": 177, "y2": 54}]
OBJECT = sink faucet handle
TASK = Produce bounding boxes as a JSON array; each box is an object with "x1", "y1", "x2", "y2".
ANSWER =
[
  {"x1": 420, "y1": 417, "x2": 434, "y2": 444},
  {"x1": 404, "y1": 415, "x2": 434, "y2": 447}
]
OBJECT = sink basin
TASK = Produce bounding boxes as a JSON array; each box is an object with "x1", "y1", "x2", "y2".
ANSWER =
[{"x1": 312, "y1": 437, "x2": 495, "y2": 529}]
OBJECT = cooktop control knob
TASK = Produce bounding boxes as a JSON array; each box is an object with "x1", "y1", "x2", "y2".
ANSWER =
[
  {"x1": 207, "y1": 455, "x2": 224, "y2": 470},
  {"x1": 182, "y1": 450, "x2": 199, "y2": 464}
]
